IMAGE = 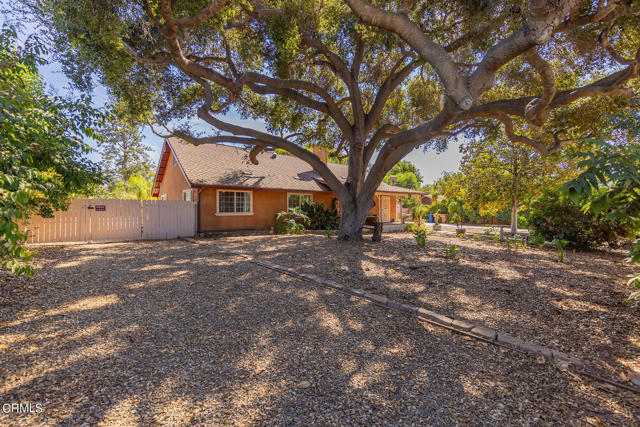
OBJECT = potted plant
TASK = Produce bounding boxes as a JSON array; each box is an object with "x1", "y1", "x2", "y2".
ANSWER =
[
  {"x1": 451, "y1": 213, "x2": 465, "y2": 235},
  {"x1": 432, "y1": 215, "x2": 441, "y2": 231}
]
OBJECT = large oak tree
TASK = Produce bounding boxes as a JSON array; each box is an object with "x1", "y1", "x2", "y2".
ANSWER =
[{"x1": 24, "y1": 0, "x2": 640, "y2": 239}]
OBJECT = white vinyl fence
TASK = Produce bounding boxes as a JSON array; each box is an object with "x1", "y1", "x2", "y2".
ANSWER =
[{"x1": 25, "y1": 199, "x2": 196, "y2": 244}]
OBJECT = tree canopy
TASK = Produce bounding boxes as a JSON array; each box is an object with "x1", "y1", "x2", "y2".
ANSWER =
[
  {"x1": 98, "y1": 102, "x2": 154, "y2": 186},
  {"x1": 0, "y1": 27, "x2": 101, "y2": 274},
  {"x1": 23, "y1": 0, "x2": 640, "y2": 239},
  {"x1": 383, "y1": 160, "x2": 423, "y2": 190},
  {"x1": 457, "y1": 134, "x2": 571, "y2": 232}
]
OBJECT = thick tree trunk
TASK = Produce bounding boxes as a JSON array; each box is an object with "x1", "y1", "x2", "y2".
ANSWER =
[
  {"x1": 337, "y1": 200, "x2": 370, "y2": 241},
  {"x1": 510, "y1": 197, "x2": 518, "y2": 235}
]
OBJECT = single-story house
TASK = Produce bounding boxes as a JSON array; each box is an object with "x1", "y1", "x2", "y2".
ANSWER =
[{"x1": 152, "y1": 137, "x2": 422, "y2": 232}]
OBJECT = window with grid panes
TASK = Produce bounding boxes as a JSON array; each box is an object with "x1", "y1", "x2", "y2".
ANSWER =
[
  {"x1": 287, "y1": 194, "x2": 311, "y2": 210},
  {"x1": 217, "y1": 190, "x2": 251, "y2": 213}
]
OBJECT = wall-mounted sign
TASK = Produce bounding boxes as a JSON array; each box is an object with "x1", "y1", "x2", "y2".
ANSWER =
[{"x1": 95, "y1": 205, "x2": 106, "y2": 212}]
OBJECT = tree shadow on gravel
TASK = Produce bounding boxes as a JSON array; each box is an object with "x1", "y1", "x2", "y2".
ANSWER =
[
  {"x1": 214, "y1": 234, "x2": 640, "y2": 380},
  {"x1": 0, "y1": 240, "x2": 638, "y2": 425}
]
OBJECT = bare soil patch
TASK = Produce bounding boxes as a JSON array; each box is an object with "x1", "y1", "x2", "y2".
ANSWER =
[
  {"x1": 217, "y1": 233, "x2": 640, "y2": 380},
  {"x1": 1, "y1": 240, "x2": 638, "y2": 425}
]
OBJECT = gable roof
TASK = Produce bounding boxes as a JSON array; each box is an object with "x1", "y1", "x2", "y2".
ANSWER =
[{"x1": 152, "y1": 137, "x2": 423, "y2": 197}]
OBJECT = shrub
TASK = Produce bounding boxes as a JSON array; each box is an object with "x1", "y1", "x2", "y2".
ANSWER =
[
  {"x1": 414, "y1": 225, "x2": 429, "y2": 248},
  {"x1": 626, "y1": 274, "x2": 640, "y2": 307},
  {"x1": 401, "y1": 195, "x2": 420, "y2": 209},
  {"x1": 450, "y1": 213, "x2": 462, "y2": 227},
  {"x1": 301, "y1": 202, "x2": 338, "y2": 230},
  {"x1": 412, "y1": 205, "x2": 430, "y2": 223},
  {"x1": 517, "y1": 213, "x2": 530, "y2": 228},
  {"x1": 552, "y1": 238, "x2": 569, "y2": 262},
  {"x1": 274, "y1": 208, "x2": 310, "y2": 235},
  {"x1": 529, "y1": 189, "x2": 632, "y2": 249},
  {"x1": 445, "y1": 245, "x2": 460, "y2": 258},
  {"x1": 528, "y1": 231, "x2": 545, "y2": 248}
]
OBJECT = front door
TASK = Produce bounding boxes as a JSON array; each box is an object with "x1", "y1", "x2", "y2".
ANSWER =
[{"x1": 380, "y1": 196, "x2": 391, "y2": 222}]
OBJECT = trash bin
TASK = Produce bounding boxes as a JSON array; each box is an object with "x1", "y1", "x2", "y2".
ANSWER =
[{"x1": 427, "y1": 214, "x2": 434, "y2": 223}]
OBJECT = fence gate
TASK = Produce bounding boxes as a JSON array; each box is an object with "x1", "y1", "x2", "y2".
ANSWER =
[
  {"x1": 142, "y1": 200, "x2": 197, "y2": 240},
  {"x1": 87, "y1": 199, "x2": 142, "y2": 242},
  {"x1": 26, "y1": 199, "x2": 89, "y2": 244},
  {"x1": 25, "y1": 198, "x2": 196, "y2": 244}
]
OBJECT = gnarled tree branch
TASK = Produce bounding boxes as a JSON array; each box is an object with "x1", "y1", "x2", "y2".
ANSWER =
[{"x1": 522, "y1": 48, "x2": 555, "y2": 126}]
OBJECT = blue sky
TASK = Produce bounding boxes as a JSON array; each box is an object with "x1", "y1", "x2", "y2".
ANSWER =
[{"x1": 8, "y1": 13, "x2": 463, "y2": 185}]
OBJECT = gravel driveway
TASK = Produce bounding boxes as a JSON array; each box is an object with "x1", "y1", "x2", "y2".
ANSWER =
[{"x1": 1, "y1": 240, "x2": 638, "y2": 425}]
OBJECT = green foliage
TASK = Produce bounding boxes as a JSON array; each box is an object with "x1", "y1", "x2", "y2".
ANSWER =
[
  {"x1": 0, "y1": 27, "x2": 101, "y2": 274},
  {"x1": 273, "y1": 207, "x2": 310, "y2": 235},
  {"x1": 323, "y1": 228, "x2": 334, "y2": 238},
  {"x1": 300, "y1": 202, "x2": 338, "y2": 230},
  {"x1": 450, "y1": 213, "x2": 462, "y2": 227},
  {"x1": 459, "y1": 137, "x2": 567, "y2": 214},
  {"x1": 625, "y1": 274, "x2": 640, "y2": 308},
  {"x1": 413, "y1": 225, "x2": 429, "y2": 248},
  {"x1": 552, "y1": 239, "x2": 569, "y2": 263},
  {"x1": 411, "y1": 205, "x2": 430, "y2": 224},
  {"x1": 437, "y1": 137, "x2": 572, "y2": 231},
  {"x1": 562, "y1": 138, "x2": 640, "y2": 257},
  {"x1": 401, "y1": 195, "x2": 420, "y2": 209},
  {"x1": 111, "y1": 173, "x2": 153, "y2": 200},
  {"x1": 384, "y1": 161, "x2": 423, "y2": 190},
  {"x1": 561, "y1": 123, "x2": 640, "y2": 306},
  {"x1": 97, "y1": 101, "x2": 153, "y2": 185},
  {"x1": 528, "y1": 232, "x2": 545, "y2": 248},
  {"x1": 445, "y1": 245, "x2": 460, "y2": 259},
  {"x1": 26, "y1": 0, "x2": 640, "y2": 242},
  {"x1": 529, "y1": 188, "x2": 633, "y2": 249}
]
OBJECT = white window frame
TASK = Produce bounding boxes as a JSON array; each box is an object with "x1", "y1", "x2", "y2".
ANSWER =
[
  {"x1": 159, "y1": 194, "x2": 167, "y2": 200},
  {"x1": 216, "y1": 189, "x2": 253, "y2": 216},
  {"x1": 182, "y1": 189, "x2": 193, "y2": 202},
  {"x1": 287, "y1": 193, "x2": 313, "y2": 211}
]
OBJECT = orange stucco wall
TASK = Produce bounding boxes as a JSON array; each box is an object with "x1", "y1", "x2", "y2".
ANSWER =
[
  {"x1": 198, "y1": 188, "x2": 337, "y2": 231},
  {"x1": 159, "y1": 151, "x2": 191, "y2": 200},
  {"x1": 195, "y1": 189, "x2": 402, "y2": 230},
  {"x1": 157, "y1": 152, "x2": 408, "y2": 230}
]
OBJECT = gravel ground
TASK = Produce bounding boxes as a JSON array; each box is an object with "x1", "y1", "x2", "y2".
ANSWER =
[
  {"x1": 1, "y1": 239, "x2": 638, "y2": 425},
  {"x1": 217, "y1": 233, "x2": 640, "y2": 381}
]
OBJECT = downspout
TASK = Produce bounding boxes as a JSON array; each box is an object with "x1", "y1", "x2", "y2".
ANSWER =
[{"x1": 196, "y1": 186, "x2": 204, "y2": 235}]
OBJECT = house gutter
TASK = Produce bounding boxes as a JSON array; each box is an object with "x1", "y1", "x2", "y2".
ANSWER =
[{"x1": 196, "y1": 186, "x2": 205, "y2": 235}]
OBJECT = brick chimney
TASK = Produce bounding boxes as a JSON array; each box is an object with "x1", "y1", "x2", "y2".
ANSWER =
[{"x1": 312, "y1": 146, "x2": 328, "y2": 165}]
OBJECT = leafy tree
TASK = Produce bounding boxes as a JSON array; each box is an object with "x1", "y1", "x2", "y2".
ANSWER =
[
  {"x1": 384, "y1": 160, "x2": 423, "y2": 190},
  {"x1": 457, "y1": 135, "x2": 570, "y2": 233},
  {"x1": 433, "y1": 172, "x2": 464, "y2": 202},
  {"x1": 0, "y1": 27, "x2": 101, "y2": 274},
  {"x1": 24, "y1": 0, "x2": 640, "y2": 240},
  {"x1": 563, "y1": 132, "x2": 640, "y2": 305},
  {"x1": 98, "y1": 102, "x2": 154, "y2": 186},
  {"x1": 401, "y1": 195, "x2": 420, "y2": 209},
  {"x1": 112, "y1": 173, "x2": 154, "y2": 200}
]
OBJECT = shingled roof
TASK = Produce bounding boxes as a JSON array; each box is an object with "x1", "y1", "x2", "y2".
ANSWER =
[{"x1": 152, "y1": 137, "x2": 423, "y2": 196}]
